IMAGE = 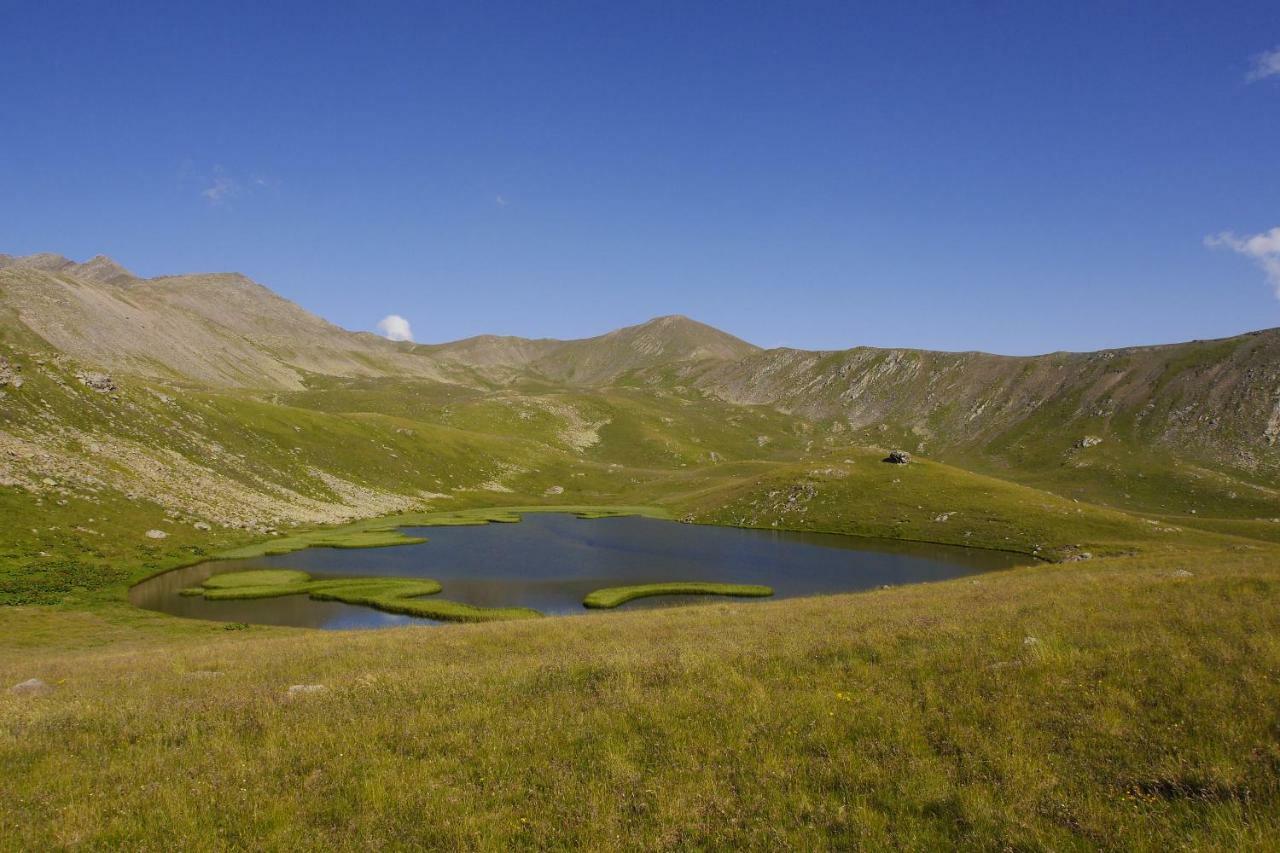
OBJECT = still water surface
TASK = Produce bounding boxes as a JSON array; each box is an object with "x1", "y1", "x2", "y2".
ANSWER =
[{"x1": 130, "y1": 513, "x2": 1029, "y2": 629}]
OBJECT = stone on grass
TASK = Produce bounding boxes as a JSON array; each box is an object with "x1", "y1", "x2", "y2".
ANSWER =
[
  {"x1": 75, "y1": 370, "x2": 117, "y2": 393},
  {"x1": 1170, "y1": 569, "x2": 1194, "y2": 578},
  {"x1": 10, "y1": 678, "x2": 51, "y2": 696},
  {"x1": 145, "y1": 529, "x2": 169, "y2": 539},
  {"x1": 885, "y1": 450, "x2": 911, "y2": 465},
  {"x1": 287, "y1": 684, "x2": 328, "y2": 698},
  {"x1": 543, "y1": 485, "x2": 564, "y2": 496}
]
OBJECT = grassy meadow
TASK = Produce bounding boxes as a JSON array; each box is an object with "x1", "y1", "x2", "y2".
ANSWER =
[
  {"x1": 2, "y1": 356, "x2": 1280, "y2": 848},
  {"x1": 2, "y1": 544, "x2": 1278, "y2": 849}
]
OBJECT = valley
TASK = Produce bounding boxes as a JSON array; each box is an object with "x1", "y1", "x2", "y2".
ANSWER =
[{"x1": 1, "y1": 255, "x2": 1278, "y2": 848}]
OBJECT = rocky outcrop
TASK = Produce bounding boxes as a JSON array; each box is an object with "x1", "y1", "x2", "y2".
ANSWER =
[
  {"x1": 0, "y1": 356, "x2": 20, "y2": 390},
  {"x1": 75, "y1": 371, "x2": 117, "y2": 393}
]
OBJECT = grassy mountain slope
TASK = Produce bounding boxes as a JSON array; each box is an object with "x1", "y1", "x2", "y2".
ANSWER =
[
  {"x1": 2, "y1": 252, "x2": 1279, "y2": 847},
  {"x1": 664, "y1": 331, "x2": 1280, "y2": 472}
]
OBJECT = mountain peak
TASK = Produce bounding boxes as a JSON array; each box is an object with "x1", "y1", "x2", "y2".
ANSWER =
[
  {"x1": 609, "y1": 314, "x2": 760, "y2": 356},
  {"x1": 0, "y1": 252, "x2": 135, "y2": 284},
  {"x1": 0, "y1": 252, "x2": 75, "y2": 273},
  {"x1": 72, "y1": 255, "x2": 135, "y2": 284}
]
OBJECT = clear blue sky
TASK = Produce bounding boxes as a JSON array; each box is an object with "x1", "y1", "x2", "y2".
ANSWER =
[{"x1": 3, "y1": 1, "x2": 1278, "y2": 353}]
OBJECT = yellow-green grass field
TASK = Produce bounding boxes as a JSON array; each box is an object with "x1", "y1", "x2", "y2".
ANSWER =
[
  {"x1": 3, "y1": 446, "x2": 1280, "y2": 847},
  {"x1": 1, "y1": 544, "x2": 1277, "y2": 849}
]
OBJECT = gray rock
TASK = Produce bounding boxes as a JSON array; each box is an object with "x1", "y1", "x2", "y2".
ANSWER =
[
  {"x1": 1074, "y1": 436, "x2": 1104, "y2": 449},
  {"x1": 885, "y1": 450, "x2": 912, "y2": 464},
  {"x1": 144, "y1": 529, "x2": 169, "y2": 539},
  {"x1": 75, "y1": 371, "x2": 117, "y2": 393},
  {"x1": 10, "y1": 678, "x2": 51, "y2": 696},
  {"x1": 287, "y1": 684, "x2": 328, "y2": 697},
  {"x1": 543, "y1": 485, "x2": 564, "y2": 496},
  {"x1": 193, "y1": 521, "x2": 211, "y2": 531}
]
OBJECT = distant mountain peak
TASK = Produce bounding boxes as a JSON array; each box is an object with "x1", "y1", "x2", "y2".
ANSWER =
[
  {"x1": 0, "y1": 252, "x2": 75, "y2": 272},
  {"x1": 606, "y1": 314, "x2": 760, "y2": 355},
  {"x1": 72, "y1": 255, "x2": 135, "y2": 284},
  {"x1": 0, "y1": 252, "x2": 135, "y2": 284}
]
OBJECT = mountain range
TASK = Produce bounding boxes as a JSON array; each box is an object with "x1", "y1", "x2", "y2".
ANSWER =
[{"x1": 2, "y1": 252, "x2": 1278, "y2": 538}]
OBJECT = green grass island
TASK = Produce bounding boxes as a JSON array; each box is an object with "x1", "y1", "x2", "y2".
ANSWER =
[
  {"x1": 181, "y1": 569, "x2": 542, "y2": 623},
  {"x1": 583, "y1": 582, "x2": 775, "y2": 609}
]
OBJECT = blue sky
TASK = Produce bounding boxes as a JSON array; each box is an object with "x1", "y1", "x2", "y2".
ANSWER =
[{"x1": 3, "y1": 2, "x2": 1278, "y2": 354}]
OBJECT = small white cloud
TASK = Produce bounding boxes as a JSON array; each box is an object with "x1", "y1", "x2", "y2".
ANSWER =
[
  {"x1": 496, "y1": 195, "x2": 508, "y2": 207},
  {"x1": 195, "y1": 166, "x2": 277, "y2": 205},
  {"x1": 201, "y1": 174, "x2": 239, "y2": 205},
  {"x1": 376, "y1": 314, "x2": 414, "y2": 342},
  {"x1": 1205, "y1": 227, "x2": 1280, "y2": 297},
  {"x1": 1247, "y1": 45, "x2": 1280, "y2": 82}
]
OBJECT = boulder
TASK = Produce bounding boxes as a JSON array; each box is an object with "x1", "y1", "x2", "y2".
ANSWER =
[
  {"x1": 885, "y1": 450, "x2": 912, "y2": 464},
  {"x1": 543, "y1": 485, "x2": 564, "y2": 496},
  {"x1": 10, "y1": 678, "x2": 51, "y2": 696},
  {"x1": 0, "y1": 356, "x2": 18, "y2": 388},
  {"x1": 287, "y1": 684, "x2": 328, "y2": 698},
  {"x1": 75, "y1": 371, "x2": 118, "y2": 393},
  {"x1": 145, "y1": 529, "x2": 169, "y2": 539}
]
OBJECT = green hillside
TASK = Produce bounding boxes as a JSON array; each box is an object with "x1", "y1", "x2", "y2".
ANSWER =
[{"x1": 1, "y1": 255, "x2": 1278, "y2": 848}]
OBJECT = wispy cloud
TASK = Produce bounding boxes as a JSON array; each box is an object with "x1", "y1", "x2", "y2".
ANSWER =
[
  {"x1": 495, "y1": 195, "x2": 509, "y2": 207},
  {"x1": 1205, "y1": 227, "x2": 1280, "y2": 296},
  {"x1": 376, "y1": 314, "x2": 414, "y2": 342},
  {"x1": 251, "y1": 173, "x2": 283, "y2": 191},
  {"x1": 201, "y1": 172, "x2": 240, "y2": 205},
  {"x1": 186, "y1": 164, "x2": 278, "y2": 206},
  {"x1": 1246, "y1": 45, "x2": 1280, "y2": 82}
]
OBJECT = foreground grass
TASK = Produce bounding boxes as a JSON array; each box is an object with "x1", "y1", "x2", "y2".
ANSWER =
[
  {"x1": 2, "y1": 545, "x2": 1278, "y2": 849},
  {"x1": 583, "y1": 582, "x2": 774, "y2": 609},
  {"x1": 182, "y1": 570, "x2": 542, "y2": 623}
]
